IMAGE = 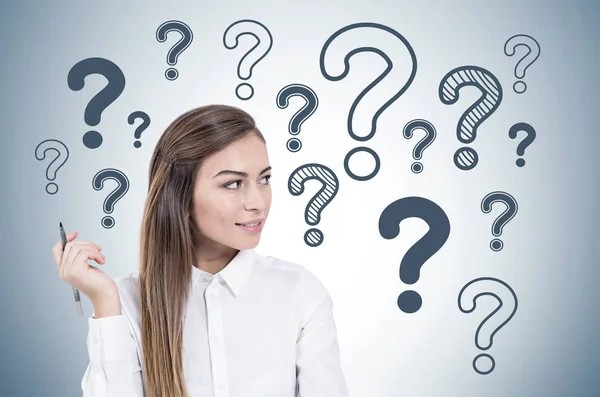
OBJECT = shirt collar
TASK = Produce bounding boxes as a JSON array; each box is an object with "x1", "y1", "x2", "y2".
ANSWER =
[{"x1": 192, "y1": 248, "x2": 258, "y2": 296}]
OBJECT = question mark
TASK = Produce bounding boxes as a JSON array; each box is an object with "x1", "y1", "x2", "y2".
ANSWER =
[
  {"x1": 276, "y1": 84, "x2": 319, "y2": 152},
  {"x1": 320, "y1": 22, "x2": 417, "y2": 181},
  {"x1": 92, "y1": 168, "x2": 130, "y2": 229},
  {"x1": 458, "y1": 277, "x2": 518, "y2": 375},
  {"x1": 223, "y1": 19, "x2": 273, "y2": 100},
  {"x1": 156, "y1": 20, "x2": 193, "y2": 81},
  {"x1": 128, "y1": 111, "x2": 151, "y2": 148},
  {"x1": 402, "y1": 119, "x2": 437, "y2": 173},
  {"x1": 481, "y1": 191, "x2": 518, "y2": 252},
  {"x1": 379, "y1": 196, "x2": 450, "y2": 313},
  {"x1": 504, "y1": 34, "x2": 540, "y2": 94},
  {"x1": 508, "y1": 122, "x2": 536, "y2": 167},
  {"x1": 288, "y1": 163, "x2": 339, "y2": 247},
  {"x1": 439, "y1": 65, "x2": 503, "y2": 170},
  {"x1": 34, "y1": 139, "x2": 69, "y2": 195}
]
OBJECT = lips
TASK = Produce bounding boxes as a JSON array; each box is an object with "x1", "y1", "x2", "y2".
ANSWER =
[{"x1": 235, "y1": 218, "x2": 265, "y2": 226}]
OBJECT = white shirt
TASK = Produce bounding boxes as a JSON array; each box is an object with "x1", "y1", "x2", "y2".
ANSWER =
[{"x1": 81, "y1": 248, "x2": 350, "y2": 397}]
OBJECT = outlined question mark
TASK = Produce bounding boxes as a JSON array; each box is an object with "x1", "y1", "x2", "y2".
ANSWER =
[
  {"x1": 481, "y1": 191, "x2": 518, "y2": 252},
  {"x1": 92, "y1": 168, "x2": 130, "y2": 229},
  {"x1": 156, "y1": 20, "x2": 193, "y2": 81},
  {"x1": 288, "y1": 163, "x2": 339, "y2": 247},
  {"x1": 504, "y1": 34, "x2": 540, "y2": 94},
  {"x1": 128, "y1": 111, "x2": 151, "y2": 148},
  {"x1": 458, "y1": 277, "x2": 518, "y2": 375},
  {"x1": 379, "y1": 196, "x2": 450, "y2": 313},
  {"x1": 402, "y1": 119, "x2": 437, "y2": 173},
  {"x1": 320, "y1": 22, "x2": 417, "y2": 181},
  {"x1": 508, "y1": 122, "x2": 536, "y2": 167},
  {"x1": 67, "y1": 57, "x2": 126, "y2": 149},
  {"x1": 34, "y1": 139, "x2": 69, "y2": 195},
  {"x1": 439, "y1": 66, "x2": 503, "y2": 170},
  {"x1": 276, "y1": 83, "x2": 319, "y2": 152},
  {"x1": 223, "y1": 19, "x2": 273, "y2": 100}
]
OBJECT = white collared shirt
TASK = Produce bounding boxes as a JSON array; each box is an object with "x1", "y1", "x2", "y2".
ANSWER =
[{"x1": 81, "y1": 248, "x2": 350, "y2": 397}]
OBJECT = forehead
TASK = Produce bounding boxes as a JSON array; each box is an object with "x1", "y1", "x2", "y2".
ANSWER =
[{"x1": 199, "y1": 134, "x2": 268, "y2": 176}]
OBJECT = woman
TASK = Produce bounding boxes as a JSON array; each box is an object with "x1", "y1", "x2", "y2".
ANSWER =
[{"x1": 51, "y1": 104, "x2": 350, "y2": 397}]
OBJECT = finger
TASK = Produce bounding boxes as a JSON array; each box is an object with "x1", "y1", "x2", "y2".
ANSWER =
[
  {"x1": 52, "y1": 231, "x2": 79, "y2": 268},
  {"x1": 65, "y1": 249, "x2": 106, "y2": 279}
]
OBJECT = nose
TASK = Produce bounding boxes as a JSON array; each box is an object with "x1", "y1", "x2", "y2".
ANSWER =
[{"x1": 243, "y1": 182, "x2": 268, "y2": 211}]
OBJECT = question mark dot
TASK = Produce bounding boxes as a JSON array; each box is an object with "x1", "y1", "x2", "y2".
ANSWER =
[
  {"x1": 287, "y1": 138, "x2": 302, "y2": 152},
  {"x1": 165, "y1": 68, "x2": 178, "y2": 80},
  {"x1": 304, "y1": 228, "x2": 323, "y2": 247},
  {"x1": 102, "y1": 216, "x2": 115, "y2": 229},
  {"x1": 46, "y1": 183, "x2": 59, "y2": 195},
  {"x1": 513, "y1": 81, "x2": 527, "y2": 94},
  {"x1": 83, "y1": 131, "x2": 103, "y2": 149},
  {"x1": 134, "y1": 141, "x2": 142, "y2": 149},
  {"x1": 473, "y1": 353, "x2": 495, "y2": 375},
  {"x1": 397, "y1": 290, "x2": 422, "y2": 313},
  {"x1": 453, "y1": 147, "x2": 478, "y2": 170},
  {"x1": 236, "y1": 83, "x2": 254, "y2": 100},
  {"x1": 411, "y1": 162, "x2": 423, "y2": 173},
  {"x1": 490, "y1": 239, "x2": 503, "y2": 252},
  {"x1": 516, "y1": 158, "x2": 525, "y2": 167}
]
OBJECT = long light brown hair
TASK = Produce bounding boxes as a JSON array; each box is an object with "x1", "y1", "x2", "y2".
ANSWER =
[{"x1": 139, "y1": 104, "x2": 266, "y2": 397}]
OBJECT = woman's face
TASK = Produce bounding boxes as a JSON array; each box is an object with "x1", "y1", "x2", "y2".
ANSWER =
[{"x1": 190, "y1": 132, "x2": 272, "y2": 251}]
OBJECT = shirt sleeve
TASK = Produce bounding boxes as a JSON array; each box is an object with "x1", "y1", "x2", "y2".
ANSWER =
[
  {"x1": 81, "y1": 312, "x2": 144, "y2": 397},
  {"x1": 295, "y1": 270, "x2": 350, "y2": 397}
]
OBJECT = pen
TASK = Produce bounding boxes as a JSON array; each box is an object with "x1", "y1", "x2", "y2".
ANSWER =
[{"x1": 60, "y1": 222, "x2": 84, "y2": 316}]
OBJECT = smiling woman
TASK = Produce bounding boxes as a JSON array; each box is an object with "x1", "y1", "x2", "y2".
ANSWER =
[{"x1": 77, "y1": 104, "x2": 350, "y2": 397}]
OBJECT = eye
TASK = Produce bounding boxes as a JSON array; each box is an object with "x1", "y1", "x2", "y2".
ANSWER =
[
  {"x1": 223, "y1": 180, "x2": 242, "y2": 190},
  {"x1": 261, "y1": 174, "x2": 272, "y2": 184}
]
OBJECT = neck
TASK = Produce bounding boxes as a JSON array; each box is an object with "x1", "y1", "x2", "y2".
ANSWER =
[{"x1": 194, "y1": 245, "x2": 239, "y2": 275}]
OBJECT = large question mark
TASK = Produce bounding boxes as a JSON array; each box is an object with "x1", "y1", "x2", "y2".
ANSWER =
[
  {"x1": 458, "y1": 277, "x2": 518, "y2": 375},
  {"x1": 288, "y1": 163, "x2": 339, "y2": 247},
  {"x1": 379, "y1": 196, "x2": 450, "y2": 313},
  {"x1": 276, "y1": 84, "x2": 319, "y2": 152},
  {"x1": 481, "y1": 191, "x2": 518, "y2": 252},
  {"x1": 320, "y1": 22, "x2": 417, "y2": 181},
  {"x1": 92, "y1": 168, "x2": 130, "y2": 229},
  {"x1": 128, "y1": 111, "x2": 151, "y2": 148},
  {"x1": 34, "y1": 139, "x2": 69, "y2": 195},
  {"x1": 504, "y1": 34, "x2": 540, "y2": 94},
  {"x1": 402, "y1": 119, "x2": 437, "y2": 174},
  {"x1": 508, "y1": 122, "x2": 536, "y2": 167},
  {"x1": 439, "y1": 66, "x2": 503, "y2": 170},
  {"x1": 156, "y1": 20, "x2": 193, "y2": 81},
  {"x1": 223, "y1": 19, "x2": 273, "y2": 100},
  {"x1": 67, "y1": 57, "x2": 126, "y2": 149}
]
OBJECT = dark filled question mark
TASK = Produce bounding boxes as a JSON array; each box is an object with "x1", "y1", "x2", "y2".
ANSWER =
[
  {"x1": 508, "y1": 122, "x2": 536, "y2": 167},
  {"x1": 156, "y1": 20, "x2": 193, "y2": 81},
  {"x1": 402, "y1": 119, "x2": 437, "y2": 173},
  {"x1": 288, "y1": 163, "x2": 339, "y2": 247},
  {"x1": 128, "y1": 111, "x2": 151, "y2": 148},
  {"x1": 34, "y1": 139, "x2": 69, "y2": 195},
  {"x1": 379, "y1": 196, "x2": 450, "y2": 313},
  {"x1": 92, "y1": 168, "x2": 130, "y2": 229},
  {"x1": 481, "y1": 191, "x2": 518, "y2": 252},
  {"x1": 67, "y1": 57, "x2": 126, "y2": 149},
  {"x1": 276, "y1": 84, "x2": 319, "y2": 152}
]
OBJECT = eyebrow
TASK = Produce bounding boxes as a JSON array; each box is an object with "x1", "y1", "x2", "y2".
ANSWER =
[{"x1": 212, "y1": 166, "x2": 272, "y2": 178}]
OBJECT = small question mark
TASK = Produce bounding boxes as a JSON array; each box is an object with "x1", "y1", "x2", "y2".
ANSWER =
[
  {"x1": 439, "y1": 66, "x2": 503, "y2": 170},
  {"x1": 276, "y1": 84, "x2": 319, "y2": 152},
  {"x1": 67, "y1": 57, "x2": 126, "y2": 149},
  {"x1": 128, "y1": 111, "x2": 151, "y2": 148},
  {"x1": 508, "y1": 122, "x2": 536, "y2": 167},
  {"x1": 458, "y1": 277, "x2": 518, "y2": 375},
  {"x1": 481, "y1": 191, "x2": 518, "y2": 252},
  {"x1": 402, "y1": 119, "x2": 437, "y2": 173},
  {"x1": 156, "y1": 20, "x2": 193, "y2": 81},
  {"x1": 288, "y1": 163, "x2": 339, "y2": 247},
  {"x1": 320, "y1": 22, "x2": 417, "y2": 181},
  {"x1": 92, "y1": 168, "x2": 130, "y2": 229},
  {"x1": 379, "y1": 196, "x2": 450, "y2": 313},
  {"x1": 34, "y1": 139, "x2": 69, "y2": 195},
  {"x1": 223, "y1": 19, "x2": 273, "y2": 100},
  {"x1": 504, "y1": 34, "x2": 540, "y2": 94}
]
